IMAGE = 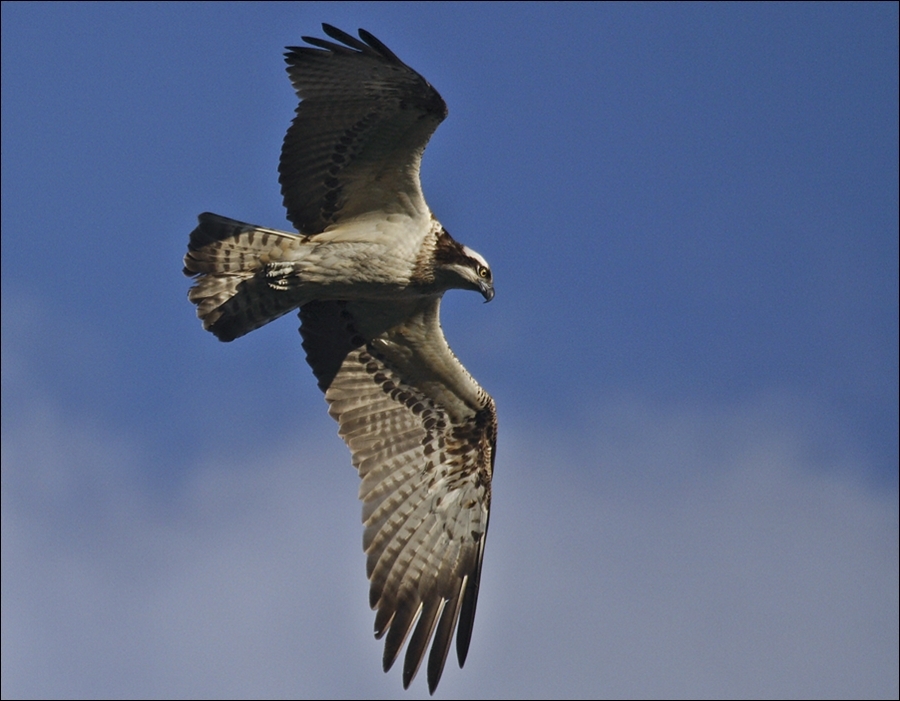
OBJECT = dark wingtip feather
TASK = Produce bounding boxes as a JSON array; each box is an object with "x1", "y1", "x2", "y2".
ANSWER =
[
  {"x1": 382, "y1": 599, "x2": 419, "y2": 674},
  {"x1": 321, "y1": 23, "x2": 365, "y2": 50},
  {"x1": 286, "y1": 24, "x2": 404, "y2": 64},
  {"x1": 401, "y1": 598, "x2": 442, "y2": 690},
  {"x1": 357, "y1": 27, "x2": 402, "y2": 63},
  {"x1": 456, "y1": 535, "x2": 487, "y2": 667},
  {"x1": 425, "y1": 589, "x2": 464, "y2": 694}
]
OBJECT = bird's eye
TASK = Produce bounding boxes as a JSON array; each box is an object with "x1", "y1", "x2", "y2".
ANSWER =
[{"x1": 478, "y1": 265, "x2": 491, "y2": 280}]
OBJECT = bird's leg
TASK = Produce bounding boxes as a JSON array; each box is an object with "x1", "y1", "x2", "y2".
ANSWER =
[{"x1": 265, "y1": 262, "x2": 301, "y2": 291}]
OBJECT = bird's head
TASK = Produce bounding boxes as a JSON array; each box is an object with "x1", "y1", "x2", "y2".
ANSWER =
[
  {"x1": 437, "y1": 245, "x2": 494, "y2": 302},
  {"x1": 431, "y1": 230, "x2": 494, "y2": 302},
  {"x1": 457, "y1": 245, "x2": 495, "y2": 302}
]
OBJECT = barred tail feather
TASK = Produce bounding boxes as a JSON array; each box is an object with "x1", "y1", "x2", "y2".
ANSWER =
[{"x1": 183, "y1": 212, "x2": 305, "y2": 342}]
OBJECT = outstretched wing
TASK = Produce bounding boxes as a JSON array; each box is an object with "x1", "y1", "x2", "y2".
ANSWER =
[
  {"x1": 280, "y1": 24, "x2": 448, "y2": 235},
  {"x1": 299, "y1": 298, "x2": 495, "y2": 693}
]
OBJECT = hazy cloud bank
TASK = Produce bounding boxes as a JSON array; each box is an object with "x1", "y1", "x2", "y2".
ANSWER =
[{"x1": 3, "y1": 363, "x2": 896, "y2": 699}]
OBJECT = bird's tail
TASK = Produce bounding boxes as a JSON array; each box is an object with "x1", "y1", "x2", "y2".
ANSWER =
[{"x1": 183, "y1": 212, "x2": 305, "y2": 341}]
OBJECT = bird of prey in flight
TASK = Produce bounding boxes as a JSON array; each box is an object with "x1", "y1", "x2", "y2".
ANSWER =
[{"x1": 183, "y1": 24, "x2": 497, "y2": 694}]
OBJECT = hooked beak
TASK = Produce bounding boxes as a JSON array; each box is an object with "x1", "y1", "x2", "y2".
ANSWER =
[{"x1": 479, "y1": 280, "x2": 495, "y2": 303}]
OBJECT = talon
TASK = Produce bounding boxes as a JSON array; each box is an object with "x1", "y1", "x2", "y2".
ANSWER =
[
  {"x1": 265, "y1": 262, "x2": 296, "y2": 290},
  {"x1": 266, "y1": 262, "x2": 295, "y2": 278}
]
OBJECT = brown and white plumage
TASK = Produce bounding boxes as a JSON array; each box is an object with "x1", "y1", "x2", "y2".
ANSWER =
[
  {"x1": 280, "y1": 26, "x2": 447, "y2": 234},
  {"x1": 183, "y1": 24, "x2": 496, "y2": 694}
]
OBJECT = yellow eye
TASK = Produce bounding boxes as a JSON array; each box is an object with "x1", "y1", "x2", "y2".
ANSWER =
[{"x1": 478, "y1": 265, "x2": 491, "y2": 280}]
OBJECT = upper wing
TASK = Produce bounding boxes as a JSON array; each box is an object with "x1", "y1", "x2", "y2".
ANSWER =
[
  {"x1": 299, "y1": 298, "x2": 495, "y2": 693},
  {"x1": 280, "y1": 24, "x2": 448, "y2": 235}
]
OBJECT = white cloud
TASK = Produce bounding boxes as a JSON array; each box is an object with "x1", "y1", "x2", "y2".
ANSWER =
[
  {"x1": 2, "y1": 364, "x2": 897, "y2": 699},
  {"x1": 485, "y1": 398, "x2": 898, "y2": 699}
]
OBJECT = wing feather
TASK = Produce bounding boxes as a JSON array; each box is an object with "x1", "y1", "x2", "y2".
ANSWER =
[
  {"x1": 426, "y1": 579, "x2": 464, "y2": 693},
  {"x1": 299, "y1": 298, "x2": 495, "y2": 691},
  {"x1": 280, "y1": 24, "x2": 447, "y2": 235},
  {"x1": 382, "y1": 596, "x2": 421, "y2": 669},
  {"x1": 403, "y1": 596, "x2": 444, "y2": 689}
]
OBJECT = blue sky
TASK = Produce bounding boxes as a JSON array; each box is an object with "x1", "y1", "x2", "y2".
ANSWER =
[{"x1": 2, "y1": 2, "x2": 897, "y2": 698}]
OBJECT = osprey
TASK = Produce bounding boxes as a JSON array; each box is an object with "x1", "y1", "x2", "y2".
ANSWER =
[{"x1": 183, "y1": 24, "x2": 496, "y2": 694}]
